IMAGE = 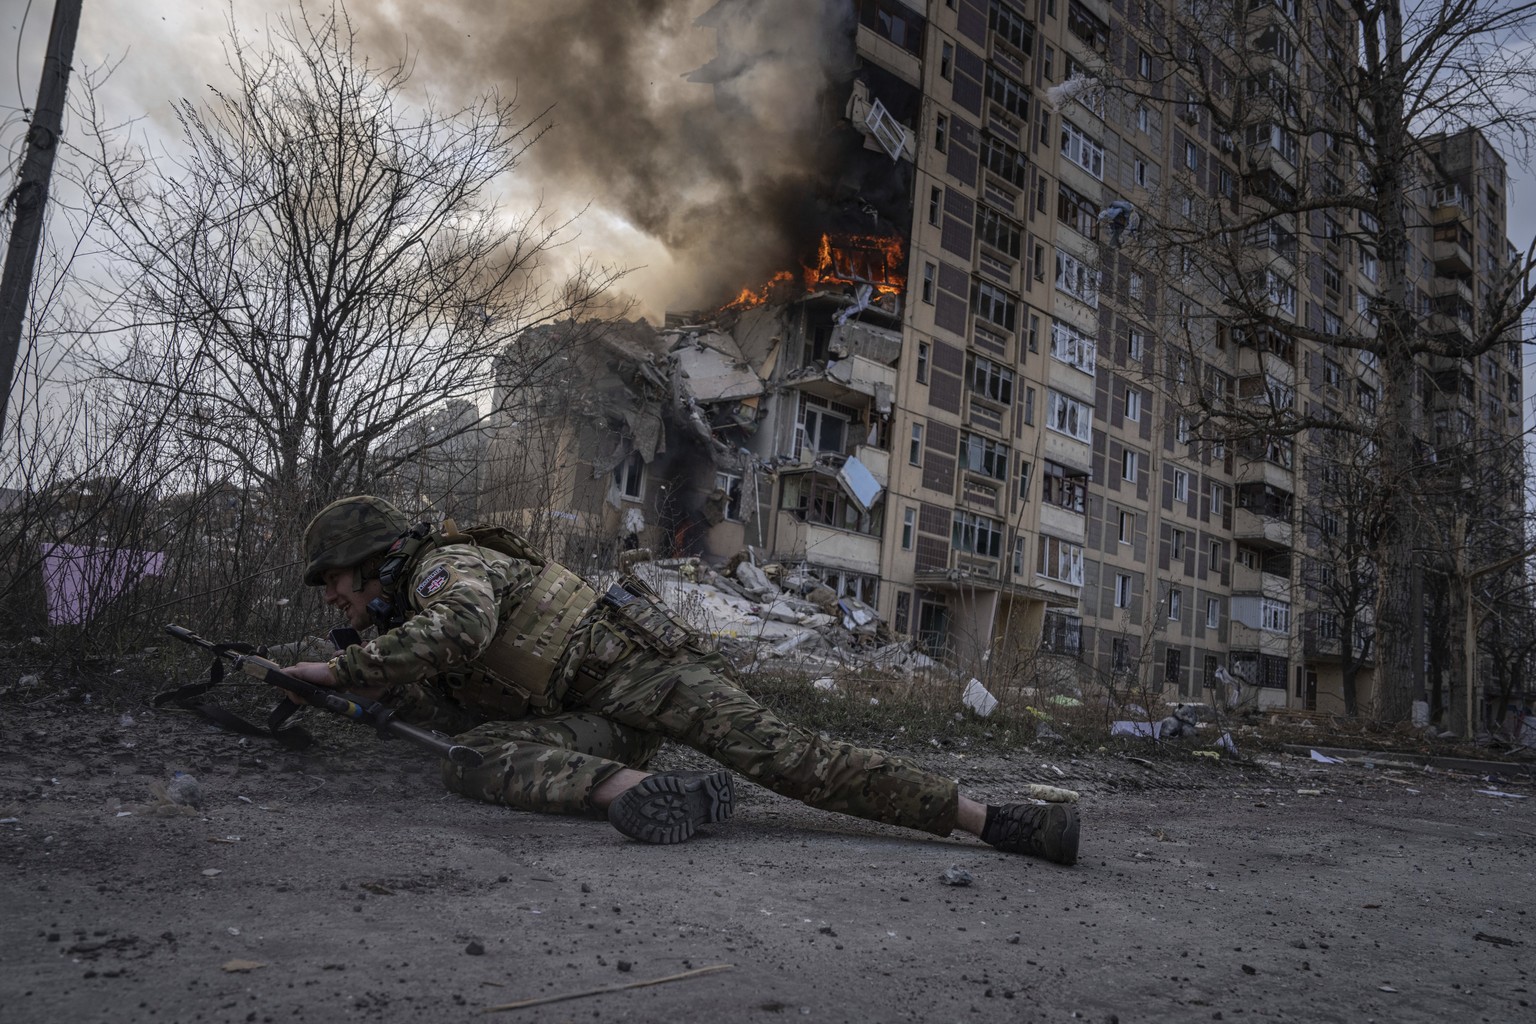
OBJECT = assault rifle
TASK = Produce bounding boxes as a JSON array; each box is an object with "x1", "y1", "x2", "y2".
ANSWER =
[{"x1": 160, "y1": 624, "x2": 483, "y2": 767}]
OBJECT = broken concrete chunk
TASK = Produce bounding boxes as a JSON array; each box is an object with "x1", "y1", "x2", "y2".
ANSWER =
[
  {"x1": 760, "y1": 600, "x2": 802, "y2": 624},
  {"x1": 805, "y1": 585, "x2": 839, "y2": 611},
  {"x1": 734, "y1": 561, "x2": 777, "y2": 597}
]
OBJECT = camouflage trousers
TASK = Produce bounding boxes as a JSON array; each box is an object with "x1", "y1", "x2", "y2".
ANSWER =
[{"x1": 442, "y1": 631, "x2": 960, "y2": 836}]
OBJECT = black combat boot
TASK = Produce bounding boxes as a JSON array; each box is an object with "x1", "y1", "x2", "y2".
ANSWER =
[
  {"x1": 982, "y1": 802, "x2": 1080, "y2": 865},
  {"x1": 607, "y1": 769, "x2": 736, "y2": 845}
]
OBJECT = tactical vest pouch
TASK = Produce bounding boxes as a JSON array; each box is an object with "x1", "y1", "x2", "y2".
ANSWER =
[
  {"x1": 469, "y1": 562, "x2": 598, "y2": 709},
  {"x1": 599, "y1": 578, "x2": 692, "y2": 654}
]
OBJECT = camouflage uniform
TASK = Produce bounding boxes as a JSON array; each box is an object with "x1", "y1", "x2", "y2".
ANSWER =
[{"x1": 327, "y1": 540, "x2": 960, "y2": 837}]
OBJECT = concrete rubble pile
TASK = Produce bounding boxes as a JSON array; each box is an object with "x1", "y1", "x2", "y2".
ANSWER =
[{"x1": 596, "y1": 554, "x2": 937, "y2": 678}]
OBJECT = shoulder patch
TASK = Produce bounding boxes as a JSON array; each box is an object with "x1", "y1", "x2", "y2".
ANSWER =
[{"x1": 415, "y1": 564, "x2": 452, "y2": 599}]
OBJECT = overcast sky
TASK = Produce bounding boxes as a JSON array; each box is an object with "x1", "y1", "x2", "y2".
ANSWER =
[{"x1": 4, "y1": 0, "x2": 1535, "y2": 374}]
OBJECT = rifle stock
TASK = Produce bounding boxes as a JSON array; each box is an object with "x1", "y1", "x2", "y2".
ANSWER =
[{"x1": 164, "y1": 625, "x2": 483, "y2": 767}]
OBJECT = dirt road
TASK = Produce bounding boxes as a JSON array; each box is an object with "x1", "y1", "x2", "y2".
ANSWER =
[{"x1": 1, "y1": 704, "x2": 1530, "y2": 1023}]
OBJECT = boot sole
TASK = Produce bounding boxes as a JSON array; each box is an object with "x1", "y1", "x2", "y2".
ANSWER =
[{"x1": 607, "y1": 770, "x2": 735, "y2": 845}]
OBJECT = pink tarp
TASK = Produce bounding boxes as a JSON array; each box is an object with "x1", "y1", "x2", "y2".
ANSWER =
[{"x1": 39, "y1": 543, "x2": 166, "y2": 625}]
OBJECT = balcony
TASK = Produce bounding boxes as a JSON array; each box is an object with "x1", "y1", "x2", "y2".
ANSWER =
[
  {"x1": 1302, "y1": 627, "x2": 1373, "y2": 664},
  {"x1": 774, "y1": 512, "x2": 882, "y2": 574},
  {"x1": 1244, "y1": 145, "x2": 1299, "y2": 187},
  {"x1": 1431, "y1": 190, "x2": 1471, "y2": 230},
  {"x1": 1233, "y1": 508, "x2": 1293, "y2": 550},
  {"x1": 1230, "y1": 623, "x2": 1292, "y2": 657},
  {"x1": 1432, "y1": 239, "x2": 1472, "y2": 275},
  {"x1": 1232, "y1": 560, "x2": 1291, "y2": 599},
  {"x1": 1232, "y1": 451, "x2": 1294, "y2": 494},
  {"x1": 1429, "y1": 275, "x2": 1473, "y2": 304},
  {"x1": 1039, "y1": 501, "x2": 1087, "y2": 543},
  {"x1": 1427, "y1": 310, "x2": 1474, "y2": 344},
  {"x1": 1236, "y1": 345, "x2": 1296, "y2": 382},
  {"x1": 789, "y1": 351, "x2": 898, "y2": 404},
  {"x1": 1041, "y1": 431, "x2": 1092, "y2": 476}
]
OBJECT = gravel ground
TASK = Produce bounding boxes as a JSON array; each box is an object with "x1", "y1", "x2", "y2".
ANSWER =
[{"x1": 1, "y1": 700, "x2": 1532, "y2": 1024}]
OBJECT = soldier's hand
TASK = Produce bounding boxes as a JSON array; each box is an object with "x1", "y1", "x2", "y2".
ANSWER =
[
  {"x1": 278, "y1": 661, "x2": 340, "y2": 705},
  {"x1": 286, "y1": 661, "x2": 339, "y2": 687}
]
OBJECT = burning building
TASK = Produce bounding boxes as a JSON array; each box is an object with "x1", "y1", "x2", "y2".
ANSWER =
[{"x1": 486, "y1": 0, "x2": 1529, "y2": 728}]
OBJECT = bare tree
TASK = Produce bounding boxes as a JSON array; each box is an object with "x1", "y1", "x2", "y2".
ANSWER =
[
  {"x1": 1297, "y1": 428, "x2": 1384, "y2": 718},
  {"x1": 82, "y1": 5, "x2": 623, "y2": 526}
]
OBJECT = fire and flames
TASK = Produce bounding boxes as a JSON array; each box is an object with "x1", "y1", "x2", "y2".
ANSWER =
[{"x1": 721, "y1": 232, "x2": 907, "y2": 313}]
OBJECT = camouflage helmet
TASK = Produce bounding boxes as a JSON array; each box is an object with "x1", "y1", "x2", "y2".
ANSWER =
[{"x1": 302, "y1": 496, "x2": 411, "y2": 586}]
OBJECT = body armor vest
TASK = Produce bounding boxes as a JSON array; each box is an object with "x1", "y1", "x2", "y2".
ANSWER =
[{"x1": 388, "y1": 520, "x2": 599, "y2": 715}]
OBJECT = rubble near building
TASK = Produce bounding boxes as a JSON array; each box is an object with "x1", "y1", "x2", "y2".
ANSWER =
[{"x1": 485, "y1": 266, "x2": 908, "y2": 650}]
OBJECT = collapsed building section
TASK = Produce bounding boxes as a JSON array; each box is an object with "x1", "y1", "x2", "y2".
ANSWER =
[{"x1": 485, "y1": 281, "x2": 905, "y2": 639}]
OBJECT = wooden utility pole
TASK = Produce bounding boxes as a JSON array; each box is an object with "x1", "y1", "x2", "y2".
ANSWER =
[{"x1": 0, "y1": 0, "x2": 84, "y2": 445}]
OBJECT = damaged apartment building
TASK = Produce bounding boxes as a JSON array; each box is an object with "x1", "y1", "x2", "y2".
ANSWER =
[{"x1": 485, "y1": 0, "x2": 1529, "y2": 723}]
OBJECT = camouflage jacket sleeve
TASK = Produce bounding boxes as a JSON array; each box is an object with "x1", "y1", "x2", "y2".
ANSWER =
[{"x1": 328, "y1": 543, "x2": 536, "y2": 715}]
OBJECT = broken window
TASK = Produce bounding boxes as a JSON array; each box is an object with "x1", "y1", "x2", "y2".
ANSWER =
[
  {"x1": 1046, "y1": 389, "x2": 1092, "y2": 443},
  {"x1": 1060, "y1": 120, "x2": 1104, "y2": 178},
  {"x1": 921, "y1": 262, "x2": 936, "y2": 304},
  {"x1": 1039, "y1": 535, "x2": 1085, "y2": 585},
  {"x1": 714, "y1": 472, "x2": 744, "y2": 522},
  {"x1": 971, "y1": 279, "x2": 1018, "y2": 330},
  {"x1": 1066, "y1": 0, "x2": 1109, "y2": 51},
  {"x1": 858, "y1": 0, "x2": 925, "y2": 55},
  {"x1": 809, "y1": 566, "x2": 879, "y2": 605},
  {"x1": 917, "y1": 600, "x2": 949, "y2": 657},
  {"x1": 799, "y1": 402, "x2": 849, "y2": 457},
  {"x1": 952, "y1": 511, "x2": 1004, "y2": 558},
  {"x1": 1057, "y1": 183, "x2": 1099, "y2": 237},
  {"x1": 1041, "y1": 460, "x2": 1087, "y2": 513},
  {"x1": 960, "y1": 430, "x2": 1010, "y2": 481},
  {"x1": 780, "y1": 472, "x2": 881, "y2": 537},
  {"x1": 1261, "y1": 598, "x2": 1291, "y2": 634},
  {"x1": 901, "y1": 507, "x2": 916, "y2": 550},
  {"x1": 977, "y1": 206, "x2": 1022, "y2": 258},
  {"x1": 980, "y1": 133, "x2": 1028, "y2": 188},
  {"x1": 969, "y1": 356, "x2": 1015, "y2": 406},
  {"x1": 612, "y1": 451, "x2": 645, "y2": 500},
  {"x1": 989, "y1": 0, "x2": 1034, "y2": 56},
  {"x1": 1055, "y1": 251, "x2": 1099, "y2": 307},
  {"x1": 916, "y1": 340, "x2": 930, "y2": 383}
]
